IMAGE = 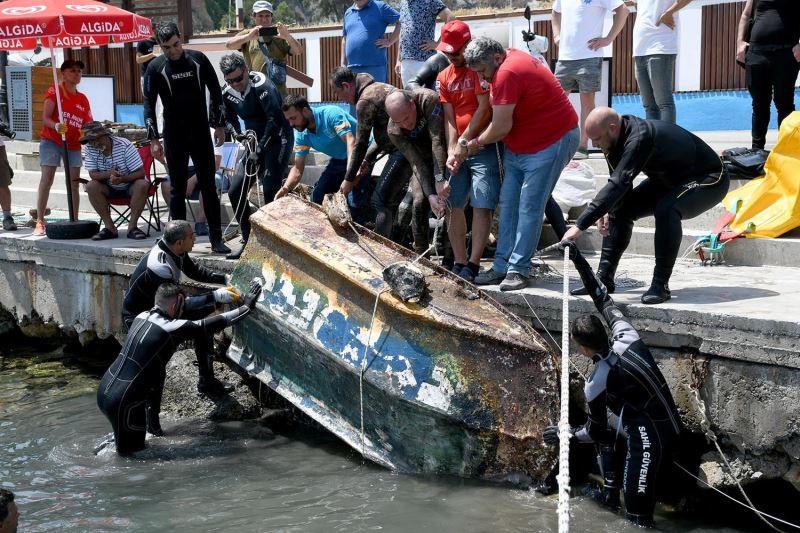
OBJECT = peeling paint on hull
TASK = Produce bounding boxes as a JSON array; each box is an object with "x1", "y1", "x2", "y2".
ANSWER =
[{"x1": 228, "y1": 197, "x2": 560, "y2": 482}]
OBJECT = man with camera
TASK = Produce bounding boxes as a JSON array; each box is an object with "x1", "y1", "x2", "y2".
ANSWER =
[
  {"x1": 225, "y1": 0, "x2": 303, "y2": 96},
  {"x1": 0, "y1": 122, "x2": 17, "y2": 231}
]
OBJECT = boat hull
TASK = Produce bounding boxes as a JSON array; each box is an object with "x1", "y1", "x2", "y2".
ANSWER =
[{"x1": 228, "y1": 197, "x2": 560, "y2": 482}]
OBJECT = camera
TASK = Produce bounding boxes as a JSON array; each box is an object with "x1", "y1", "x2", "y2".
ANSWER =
[
  {"x1": 259, "y1": 26, "x2": 278, "y2": 37},
  {"x1": 0, "y1": 122, "x2": 16, "y2": 139},
  {"x1": 521, "y1": 29, "x2": 549, "y2": 55}
]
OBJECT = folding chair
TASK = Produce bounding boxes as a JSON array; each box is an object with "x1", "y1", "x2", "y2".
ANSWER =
[{"x1": 108, "y1": 140, "x2": 163, "y2": 236}]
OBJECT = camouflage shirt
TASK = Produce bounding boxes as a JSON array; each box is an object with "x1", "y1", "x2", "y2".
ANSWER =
[
  {"x1": 387, "y1": 88, "x2": 446, "y2": 198},
  {"x1": 345, "y1": 73, "x2": 397, "y2": 183}
]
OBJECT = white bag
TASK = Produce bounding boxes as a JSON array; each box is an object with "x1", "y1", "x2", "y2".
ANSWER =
[{"x1": 552, "y1": 161, "x2": 596, "y2": 217}]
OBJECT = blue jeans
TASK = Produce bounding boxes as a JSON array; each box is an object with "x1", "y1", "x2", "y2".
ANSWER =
[
  {"x1": 311, "y1": 158, "x2": 347, "y2": 204},
  {"x1": 493, "y1": 127, "x2": 580, "y2": 275},
  {"x1": 634, "y1": 54, "x2": 676, "y2": 123}
]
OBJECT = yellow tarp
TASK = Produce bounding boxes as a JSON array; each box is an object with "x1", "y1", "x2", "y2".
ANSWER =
[{"x1": 722, "y1": 111, "x2": 800, "y2": 238}]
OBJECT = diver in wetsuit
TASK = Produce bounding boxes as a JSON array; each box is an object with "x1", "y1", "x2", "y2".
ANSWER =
[
  {"x1": 144, "y1": 22, "x2": 230, "y2": 254},
  {"x1": 543, "y1": 241, "x2": 683, "y2": 528},
  {"x1": 219, "y1": 52, "x2": 294, "y2": 260},
  {"x1": 98, "y1": 280, "x2": 262, "y2": 455},
  {"x1": 123, "y1": 220, "x2": 240, "y2": 430},
  {"x1": 563, "y1": 107, "x2": 729, "y2": 304}
]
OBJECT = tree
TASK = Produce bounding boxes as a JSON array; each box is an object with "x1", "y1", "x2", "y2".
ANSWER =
[{"x1": 273, "y1": 1, "x2": 297, "y2": 24}]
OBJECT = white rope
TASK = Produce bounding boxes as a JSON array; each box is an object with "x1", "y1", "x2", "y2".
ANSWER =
[
  {"x1": 359, "y1": 288, "x2": 388, "y2": 457},
  {"x1": 557, "y1": 246, "x2": 571, "y2": 532},
  {"x1": 520, "y1": 293, "x2": 587, "y2": 381},
  {"x1": 689, "y1": 387, "x2": 786, "y2": 532},
  {"x1": 673, "y1": 462, "x2": 800, "y2": 531}
]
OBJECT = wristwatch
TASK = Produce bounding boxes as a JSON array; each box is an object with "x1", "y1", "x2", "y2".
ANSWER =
[
  {"x1": 457, "y1": 137, "x2": 469, "y2": 149},
  {"x1": 434, "y1": 174, "x2": 446, "y2": 183}
]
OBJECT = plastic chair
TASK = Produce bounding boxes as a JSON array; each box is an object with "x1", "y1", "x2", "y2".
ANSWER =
[{"x1": 108, "y1": 141, "x2": 163, "y2": 236}]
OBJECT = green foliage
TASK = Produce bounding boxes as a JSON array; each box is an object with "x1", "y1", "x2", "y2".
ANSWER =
[{"x1": 273, "y1": 2, "x2": 296, "y2": 24}]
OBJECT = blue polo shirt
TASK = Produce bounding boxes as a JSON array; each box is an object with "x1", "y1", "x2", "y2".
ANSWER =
[
  {"x1": 294, "y1": 106, "x2": 356, "y2": 161},
  {"x1": 343, "y1": 0, "x2": 400, "y2": 67}
]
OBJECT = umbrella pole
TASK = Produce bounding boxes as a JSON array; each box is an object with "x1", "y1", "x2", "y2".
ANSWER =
[{"x1": 48, "y1": 38, "x2": 75, "y2": 222}]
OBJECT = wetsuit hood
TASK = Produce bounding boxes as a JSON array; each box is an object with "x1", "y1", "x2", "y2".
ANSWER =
[{"x1": 354, "y1": 72, "x2": 376, "y2": 103}]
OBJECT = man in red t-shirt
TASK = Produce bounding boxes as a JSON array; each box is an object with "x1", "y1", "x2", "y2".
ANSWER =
[
  {"x1": 463, "y1": 37, "x2": 579, "y2": 291},
  {"x1": 434, "y1": 20, "x2": 502, "y2": 284},
  {"x1": 34, "y1": 59, "x2": 93, "y2": 236}
]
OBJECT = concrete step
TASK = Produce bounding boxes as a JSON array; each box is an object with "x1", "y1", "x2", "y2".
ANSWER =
[{"x1": 540, "y1": 222, "x2": 800, "y2": 268}]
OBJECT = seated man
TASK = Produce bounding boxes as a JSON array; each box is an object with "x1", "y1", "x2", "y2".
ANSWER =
[
  {"x1": 278, "y1": 95, "x2": 367, "y2": 215},
  {"x1": 122, "y1": 220, "x2": 239, "y2": 433},
  {"x1": 81, "y1": 121, "x2": 149, "y2": 240},
  {"x1": 564, "y1": 107, "x2": 729, "y2": 304},
  {"x1": 98, "y1": 280, "x2": 261, "y2": 454},
  {"x1": 544, "y1": 241, "x2": 682, "y2": 528}
]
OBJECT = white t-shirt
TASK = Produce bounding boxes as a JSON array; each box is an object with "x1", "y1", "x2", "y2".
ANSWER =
[
  {"x1": 553, "y1": 0, "x2": 624, "y2": 60},
  {"x1": 632, "y1": 0, "x2": 679, "y2": 56}
]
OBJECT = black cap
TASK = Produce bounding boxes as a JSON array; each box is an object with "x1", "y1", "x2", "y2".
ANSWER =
[{"x1": 60, "y1": 59, "x2": 85, "y2": 71}]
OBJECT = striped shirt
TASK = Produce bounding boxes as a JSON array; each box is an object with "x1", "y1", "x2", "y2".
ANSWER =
[{"x1": 84, "y1": 136, "x2": 143, "y2": 191}]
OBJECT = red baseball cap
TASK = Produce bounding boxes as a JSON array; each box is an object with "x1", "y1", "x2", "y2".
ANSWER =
[{"x1": 437, "y1": 20, "x2": 471, "y2": 54}]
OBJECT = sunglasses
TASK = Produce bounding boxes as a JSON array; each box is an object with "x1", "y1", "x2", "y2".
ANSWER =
[{"x1": 225, "y1": 73, "x2": 245, "y2": 84}]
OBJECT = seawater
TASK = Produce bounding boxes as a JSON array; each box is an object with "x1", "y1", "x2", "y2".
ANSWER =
[{"x1": 0, "y1": 343, "x2": 757, "y2": 532}]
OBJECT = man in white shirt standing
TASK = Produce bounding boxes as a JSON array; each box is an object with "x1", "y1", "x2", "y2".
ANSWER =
[
  {"x1": 632, "y1": 0, "x2": 692, "y2": 123},
  {"x1": 552, "y1": 0, "x2": 629, "y2": 158}
]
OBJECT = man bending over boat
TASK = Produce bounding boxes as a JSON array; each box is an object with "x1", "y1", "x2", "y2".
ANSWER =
[
  {"x1": 99, "y1": 281, "x2": 262, "y2": 454},
  {"x1": 329, "y1": 67, "x2": 413, "y2": 239},
  {"x1": 122, "y1": 220, "x2": 242, "y2": 434},
  {"x1": 385, "y1": 89, "x2": 448, "y2": 254},
  {"x1": 543, "y1": 241, "x2": 682, "y2": 528},
  {"x1": 277, "y1": 95, "x2": 369, "y2": 222}
]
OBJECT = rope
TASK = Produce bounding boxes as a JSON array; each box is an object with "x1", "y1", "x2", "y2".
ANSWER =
[
  {"x1": 688, "y1": 386, "x2": 787, "y2": 532},
  {"x1": 673, "y1": 462, "x2": 800, "y2": 531},
  {"x1": 520, "y1": 293, "x2": 587, "y2": 381},
  {"x1": 223, "y1": 130, "x2": 262, "y2": 239},
  {"x1": 359, "y1": 288, "x2": 389, "y2": 457},
  {"x1": 348, "y1": 221, "x2": 387, "y2": 268},
  {"x1": 557, "y1": 246, "x2": 571, "y2": 532}
]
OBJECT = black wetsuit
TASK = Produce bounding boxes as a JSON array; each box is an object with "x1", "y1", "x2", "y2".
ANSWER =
[
  {"x1": 221, "y1": 71, "x2": 293, "y2": 243},
  {"x1": 405, "y1": 52, "x2": 450, "y2": 90},
  {"x1": 122, "y1": 239, "x2": 225, "y2": 413},
  {"x1": 575, "y1": 115, "x2": 729, "y2": 287},
  {"x1": 571, "y1": 250, "x2": 682, "y2": 525},
  {"x1": 97, "y1": 305, "x2": 251, "y2": 454},
  {"x1": 143, "y1": 50, "x2": 226, "y2": 244}
]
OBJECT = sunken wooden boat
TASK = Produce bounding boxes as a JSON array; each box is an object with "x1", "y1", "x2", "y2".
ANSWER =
[{"x1": 227, "y1": 195, "x2": 559, "y2": 483}]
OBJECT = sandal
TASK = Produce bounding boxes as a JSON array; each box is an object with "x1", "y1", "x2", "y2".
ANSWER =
[
  {"x1": 127, "y1": 228, "x2": 147, "y2": 240},
  {"x1": 92, "y1": 228, "x2": 118, "y2": 241}
]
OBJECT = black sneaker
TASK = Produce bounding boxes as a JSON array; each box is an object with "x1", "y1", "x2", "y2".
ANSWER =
[
  {"x1": 210, "y1": 240, "x2": 232, "y2": 254},
  {"x1": 499, "y1": 272, "x2": 528, "y2": 291},
  {"x1": 197, "y1": 376, "x2": 235, "y2": 396},
  {"x1": 641, "y1": 282, "x2": 671, "y2": 304},
  {"x1": 226, "y1": 246, "x2": 244, "y2": 260},
  {"x1": 2, "y1": 216, "x2": 17, "y2": 231}
]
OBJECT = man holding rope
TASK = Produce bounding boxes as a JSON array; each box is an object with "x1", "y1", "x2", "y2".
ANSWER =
[
  {"x1": 543, "y1": 241, "x2": 683, "y2": 528},
  {"x1": 219, "y1": 52, "x2": 293, "y2": 260}
]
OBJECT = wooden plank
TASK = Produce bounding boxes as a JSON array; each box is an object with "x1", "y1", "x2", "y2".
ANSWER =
[{"x1": 701, "y1": 2, "x2": 746, "y2": 91}]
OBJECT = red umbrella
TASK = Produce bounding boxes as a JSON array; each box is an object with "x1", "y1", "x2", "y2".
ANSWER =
[{"x1": 0, "y1": 0, "x2": 153, "y2": 234}]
